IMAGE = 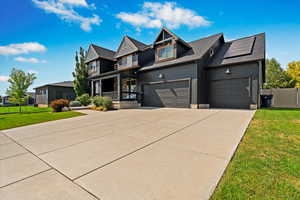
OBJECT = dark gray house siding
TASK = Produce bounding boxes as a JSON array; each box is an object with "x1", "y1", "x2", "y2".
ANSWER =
[
  {"x1": 206, "y1": 62, "x2": 260, "y2": 109},
  {"x1": 138, "y1": 62, "x2": 198, "y2": 107},
  {"x1": 100, "y1": 59, "x2": 115, "y2": 74}
]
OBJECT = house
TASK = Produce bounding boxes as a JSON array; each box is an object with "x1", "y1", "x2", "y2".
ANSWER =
[
  {"x1": 85, "y1": 27, "x2": 265, "y2": 109},
  {"x1": 34, "y1": 81, "x2": 76, "y2": 106},
  {"x1": 1, "y1": 92, "x2": 35, "y2": 106}
]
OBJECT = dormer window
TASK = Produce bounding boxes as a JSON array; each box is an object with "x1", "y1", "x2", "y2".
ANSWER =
[
  {"x1": 157, "y1": 44, "x2": 174, "y2": 61},
  {"x1": 89, "y1": 61, "x2": 97, "y2": 72},
  {"x1": 118, "y1": 53, "x2": 138, "y2": 69}
]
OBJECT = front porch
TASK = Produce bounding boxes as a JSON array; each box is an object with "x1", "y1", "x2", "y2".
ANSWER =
[{"x1": 91, "y1": 72, "x2": 140, "y2": 108}]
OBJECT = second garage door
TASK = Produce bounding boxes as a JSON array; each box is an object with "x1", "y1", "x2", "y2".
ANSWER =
[
  {"x1": 209, "y1": 78, "x2": 250, "y2": 109},
  {"x1": 142, "y1": 80, "x2": 190, "y2": 108}
]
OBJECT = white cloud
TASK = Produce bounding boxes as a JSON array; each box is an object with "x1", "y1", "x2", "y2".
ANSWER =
[
  {"x1": 0, "y1": 42, "x2": 47, "y2": 56},
  {"x1": 0, "y1": 76, "x2": 9, "y2": 82},
  {"x1": 14, "y1": 57, "x2": 47, "y2": 63},
  {"x1": 59, "y1": 0, "x2": 88, "y2": 7},
  {"x1": 27, "y1": 70, "x2": 39, "y2": 74},
  {"x1": 117, "y1": 2, "x2": 211, "y2": 30},
  {"x1": 32, "y1": 0, "x2": 100, "y2": 32}
]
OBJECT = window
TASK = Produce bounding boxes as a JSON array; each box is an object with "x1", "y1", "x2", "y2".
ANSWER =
[
  {"x1": 122, "y1": 78, "x2": 137, "y2": 99},
  {"x1": 132, "y1": 53, "x2": 138, "y2": 62},
  {"x1": 118, "y1": 54, "x2": 137, "y2": 67},
  {"x1": 89, "y1": 61, "x2": 97, "y2": 72},
  {"x1": 157, "y1": 45, "x2": 174, "y2": 60},
  {"x1": 209, "y1": 48, "x2": 214, "y2": 57}
]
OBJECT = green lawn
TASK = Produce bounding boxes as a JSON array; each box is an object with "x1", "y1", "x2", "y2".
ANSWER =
[
  {"x1": 0, "y1": 111, "x2": 84, "y2": 130},
  {"x1": 211, "y1": 108, "x2": 300, "y2": 200},
  {"x1": 0, "y1": 106, "x2": 51, "y2": 113}
]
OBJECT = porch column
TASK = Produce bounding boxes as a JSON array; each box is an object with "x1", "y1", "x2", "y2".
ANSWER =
[
  {"x1": 99, "y1": 79, "x2": 102, "y2": 96},
  {"x1": 91, "y1": 80, "x2": 94, "y2": 97},
  {"x1": 117, "y1": 74, "x2": 121, "y2": 101}
]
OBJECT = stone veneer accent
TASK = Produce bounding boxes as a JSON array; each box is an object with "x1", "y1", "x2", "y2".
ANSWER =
[
  {"x1": 113, "y1": 101, "x2": 141, "y2": 109},
  {"x1": 198, "y1": 104, "x2": 210, "y2": 109}
]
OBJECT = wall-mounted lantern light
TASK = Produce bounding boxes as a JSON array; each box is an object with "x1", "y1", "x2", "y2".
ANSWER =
[
  {"x1": 158, "y1": 73, "x2": 164, "y2": 79},
  {"x1": 225, "y1": 68, "x2": 231, "y2": 74}
]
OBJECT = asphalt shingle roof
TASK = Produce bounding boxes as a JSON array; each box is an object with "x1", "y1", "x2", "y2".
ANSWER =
[
  {"x1": 35, "y1": 81, "x2": 73, "y2": 89},
  {"x1": 91, "y1": 44, "x2": 116, "y2": 61}
]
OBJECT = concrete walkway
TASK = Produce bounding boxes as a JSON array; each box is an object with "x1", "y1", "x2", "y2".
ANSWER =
[{"x1": 0, "y1": 108, "x2": 254, "y2": 200}]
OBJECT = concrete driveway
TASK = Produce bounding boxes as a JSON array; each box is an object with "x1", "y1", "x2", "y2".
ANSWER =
[{"x1": 0, "y1": 108, "x2": 254, "y2": 200}]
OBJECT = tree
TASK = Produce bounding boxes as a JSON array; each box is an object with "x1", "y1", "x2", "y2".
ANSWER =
[
  {"x1": 6, "y1": 68, "x2": 36, "y2": 112},
  {"x1": 287, "y1": 61, "x2": 300, "y2": 88},
  {"x1": 72, "y1": 47, "x2": 89, "y2": 97},
  {"x1": 264, "y1": 58, "x2": 293, "y2": 89}
]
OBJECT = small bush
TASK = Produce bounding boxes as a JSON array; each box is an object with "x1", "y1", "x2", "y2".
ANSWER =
[
  {"x1": 102, "y1": 96, "x2": 112, "y2": 109},
  {"x1": 91, "y1": 96, "x2": 112, "y2": 111},
  {"x1": 92, "y1": 96, "x2": 103, "y2": 107},
  {"x1": 50, "y1": 99, "x2": 70, "y2": 112},
  {"x1": 69, "y1": 100, "x2": 81, "y2": 107},
  {"x1": 76, "y1": 94, "x2": 91, "y2": 106}
]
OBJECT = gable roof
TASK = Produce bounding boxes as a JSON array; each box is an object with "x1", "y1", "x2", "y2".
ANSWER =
[
  {"x1": 90, "y1": 44, "x2": 116, "y2": 61},
  {"x1": 34, "y1": 81, "x2": 74, "y2": 89},
  {"x1": 91, "y1": 44, "x2": 116, "y2": 60},
  {"x1": 127, "y1": 36, "x2": 149, "y2": 50},
  {"x1": 114, "y1": 36, "x2": 149, "y2": 58},
  {"x1": 140, "y1": 33, "x2": 223, "y2": 71},
  {"x1": 153, "y1": 27, "x2": 191, "y2": 48},
  {"x1": 207, "y1": 33, "x2": 265, "y2": 67}
]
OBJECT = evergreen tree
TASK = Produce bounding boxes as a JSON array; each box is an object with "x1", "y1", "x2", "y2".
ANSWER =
[{"x1": 72, "y1": 47, "x2": 89, "y2": 96}]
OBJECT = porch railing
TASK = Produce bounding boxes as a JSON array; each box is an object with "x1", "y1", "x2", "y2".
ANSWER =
[
  {"x1": 102, "y1": 91, "x2": 118, "y2": 100},
  {"x1": 101, "y1": 91, "x2": 141, "y2": 101},
  {"x1": 121, "y1": 91, "x2": 140, "y2": 101}
]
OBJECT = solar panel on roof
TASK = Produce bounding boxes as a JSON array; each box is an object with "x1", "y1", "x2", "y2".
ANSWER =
[{"x1": 224, "y1": 37, "x2": 255, "y2": 59}]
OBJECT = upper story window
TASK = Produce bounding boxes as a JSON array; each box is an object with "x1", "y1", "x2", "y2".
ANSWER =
[
  {"x1": 89, "y1": 61, "x2": 97, "y2": 72},
  {"x1": 157, "y1": 44, "x2": 174, "y2": 61},
  {"x1": 118, "y1": 53, "x2": 138, "y2": 68}
]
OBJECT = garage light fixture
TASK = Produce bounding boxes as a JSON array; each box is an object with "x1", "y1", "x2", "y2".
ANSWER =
[
  {"x1": 158, "y1": 73, "x2": 164, "y2": 79},
  {"x1": 225, "y1": 68, "x2": 231, "y2": 74}
]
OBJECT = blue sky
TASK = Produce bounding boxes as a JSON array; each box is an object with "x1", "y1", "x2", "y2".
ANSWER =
[{"x1": 1, "y1": 0, "x2": 300, "y2": 95}]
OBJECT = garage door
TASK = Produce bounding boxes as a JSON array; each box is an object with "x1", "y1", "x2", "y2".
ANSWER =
[
  {"x1": 209, "y1": 78, "x2": 250, "y2": 109},
  {"x1": 142, "y1": 80, "x2": 190, "y2": 108}
]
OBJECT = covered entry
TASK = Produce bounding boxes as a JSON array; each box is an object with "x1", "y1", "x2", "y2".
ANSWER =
[
  {"x1": 142, "y1": 79, "x2": 190, "y2": 108},
  {"x1": 209, "y1": 77, "x2": 251, "y2": 109}
]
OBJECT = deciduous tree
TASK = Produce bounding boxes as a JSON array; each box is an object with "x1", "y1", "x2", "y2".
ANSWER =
[
  {"x1": 6, "y1": 68, "x2": 36, "y2": 112},
  {"x1": 287, "y1": 61, "x2": 300, "y2": 88},
  {"x1": 264, "y1": 58, "x2": 293, "y2": 88}
]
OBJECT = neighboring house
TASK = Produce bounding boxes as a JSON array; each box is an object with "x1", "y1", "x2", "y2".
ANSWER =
[
  {"x1": 85, "y1": 27, "x2": 265, "y2": 109},
  {"x1": 34, "y1": 81, "x2": 76, "y2": 106},
  {"x1": 26, "y1": 92, "x2": 36, "y2": 105},
  {"x1": 1, "y1": 92, "x2": 35, "y2": 106}
]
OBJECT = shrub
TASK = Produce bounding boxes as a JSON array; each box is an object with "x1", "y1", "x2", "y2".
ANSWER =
[
  {"x1": 50, "y1": 99, "x2": 70, "y2": 112},
  {"x1": 76, "y1": 93, "x2": 91, "y2": 106},
  {"x1": 69, "y1": 100, "x2": 81, "y2": 107},
  {"x1": 92, "y1": 96, "x2": 103, "y2": 107},
  {"x1": 102, "y1": 96, "x2": 112, "y2": 109},
  {"x1": 96, "y1": 106, "x2": 104, "y2": 111}
]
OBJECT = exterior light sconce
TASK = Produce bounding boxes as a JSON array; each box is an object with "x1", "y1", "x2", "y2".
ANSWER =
[
  {"x1": 225, "y1": 68, "x2": 231, "y2": 74},
  {"x1": 158, "y1": 73, "x2": 164, "y2": 79}
]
